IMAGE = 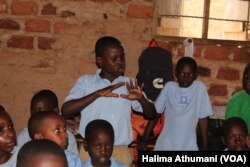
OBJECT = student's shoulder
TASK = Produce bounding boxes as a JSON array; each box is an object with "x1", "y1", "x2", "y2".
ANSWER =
[{"x1": 111, "y1": 157, "x2": 128, "y2": 167}]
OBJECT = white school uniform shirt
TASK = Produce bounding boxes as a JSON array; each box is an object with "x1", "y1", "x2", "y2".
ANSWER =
[
  {"x1": 154, "y1": 81, "x2": 213, "y2": 150},
  {"x1": 65, "y1": 150, "x2": 82, "y2": 167},
  {"x1": 64, "y1": 69, "x2": 144, "y2": 146},
  {"x1": 17, "y1": 128, "x2": 79, "y2": 155},
  {"x1": 0, "y1": 146, "x2": 19, "y2": 167}
]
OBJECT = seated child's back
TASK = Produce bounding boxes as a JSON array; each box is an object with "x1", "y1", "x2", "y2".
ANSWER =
[{"x1": 16, "y1": 139, "x2": 68, "y2": 167}]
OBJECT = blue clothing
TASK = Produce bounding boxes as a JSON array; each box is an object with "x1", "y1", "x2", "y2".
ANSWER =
[
  {"x1": 81, "y1": 157, "x2": 127, "y2": 167},
  {"x1": 64, "y1": 70, "x2": 144, "y2": 145},
  {"x1": 0, "y1": 146, "x2": 19, "y2": 167},
  {"x1": 65, "y1": 150, "x2": 82, "y2": 167},
  {"x1": 154, "y1": 81, "x2": 213, "y2": 150}
]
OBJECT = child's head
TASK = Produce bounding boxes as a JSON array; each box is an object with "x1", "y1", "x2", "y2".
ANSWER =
[
  {"x1": 28, "y1": 111, "x2": 68, "y2": 150},
  {"x1": 84, "y1": 119, "x2": 114, "y2": 167},
  {"x1": 30, "y1": 89, "x2": 59, "y2": 115},
  {"x1": 242, "y1": 63, "x2": 250, "y2": 94},
  {"x1": 0, "y1": 105, "x2": 16, "y2": 157},
  {"x1": 95, "y1": 36, "x2": 125, "y2": 80},
  {"x1": 175, "y1": 57, "x2": 197, "y2": 88},
  {"x1": 16, "y1": 139, "x2": 68, "y2": 167},
  {"x1": 222, "y1": 117, "x2": 248, "y2": 151}
]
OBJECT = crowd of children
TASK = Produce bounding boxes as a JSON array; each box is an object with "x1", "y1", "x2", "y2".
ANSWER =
[{"x1": 0, "y1": 36, "x2": 249, "y2": 167}]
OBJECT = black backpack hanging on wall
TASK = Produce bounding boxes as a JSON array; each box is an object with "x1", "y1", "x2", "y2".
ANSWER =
[{"x1": 136, "y1": 39, "x2": 174, "y2": 101}]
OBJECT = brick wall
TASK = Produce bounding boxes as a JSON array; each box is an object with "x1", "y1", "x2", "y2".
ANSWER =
[{"x1": 0, "y1": 0, "x2": 249, "y2": 133}]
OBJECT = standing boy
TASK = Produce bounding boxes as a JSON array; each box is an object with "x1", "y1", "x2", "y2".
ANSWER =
[
  {"x1": 62, "y1": 36, "x2": 156, "y2": 166},
  {"x1": 139, "y1": 57, "x2": 213, "y2": 150}
]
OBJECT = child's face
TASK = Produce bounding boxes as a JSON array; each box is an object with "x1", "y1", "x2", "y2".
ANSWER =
[
  {"x1": 28, "y1": 155, "x2": 68, "y2": 167},
  {"x1": 243, "y1": 68, "x2": 250, "y2": 94},
  {"x1": 30, "y1": 101, "x2": 59, "y2": 115},
  {"x1": 0, "y1": 112, "x2": 16, "y2": 154},
  {"x1": 223, "y1": 126, "x2": 247, "y2": 151},
  {"x1": 37, "y1": 116, "x2": 68, "y2": 150},
  {"x1": 97, "y1": 46, "x2": 125, "y2": 81},
  {"x1": 87, "y1": 130, "x2": 113, "y2": 167},
  {"x1": 176, "y1": 64, "x2": 196, "y2": 88}
]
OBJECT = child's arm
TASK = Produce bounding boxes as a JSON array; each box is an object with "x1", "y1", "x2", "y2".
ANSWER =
[
  {"x1": 137, "y1": 114, "x2": 162, "y2": 150},
  {"x1": 198, "y1": 117, "x2": 209, "y2": 150},
  {"x1": 61, "y1": 82, "x2": 125, "y2": 118},
  {"x1": 120, "y1": 79, "x2": 157, "y2": 119}
]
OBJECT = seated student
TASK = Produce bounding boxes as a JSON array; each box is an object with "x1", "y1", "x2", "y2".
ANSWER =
[
  {"x1": 221, "y1": 117, "x2": 248, "y2": 151},
  {"x1": 82, "y1": 119, "x2": 127, "y2": 167},
  {"x1": 28, "y1": 111, "x2": 82, "y2": 167},
  {"x1": 0, "y1": 105, "x2": 19, "y2": 167},
  {"x1": 16, "y1": 139, "x2": 68, "y2": 167},
  {"x1": 225, "y1": 63, "x2": 250, "y2": 134},
  {"x1": 17, "y1": 89, "x2": 79, "y2": 155}
]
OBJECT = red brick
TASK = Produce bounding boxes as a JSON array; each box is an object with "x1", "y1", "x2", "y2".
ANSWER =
[
  {"x1": 7, "y1": 35, "x2": 33, "y2": 49},
  {"x1": 204, "y1": 46, "x2": 230, "y2": 60},
  {"x1": 232, "y1": 48, "x2": 250, "y2": 63},
  {"x1": 41, "y1": 3, "x2": 57, "y2": 15},
  {"x1": 116, "y1": 0, "x2": 130, "y2": 4},
  {"x1": 25, "y1": 19, "x2": 50, "y2": 32},
  {"x1": 0, "y1": 0, "x2": 8, "y2": 13},
  {"x1": 0, "y1": 19, "x2": 20, "y2": 30},
  {"x1": 216, "y1": 67, "x2": 240, "y2": 81},
  {"x1": 197, "y1": 66, "x2": 211, "y2": 77},
  {"x1": 54, "y1": 22, "x2": 74, "y2": 34},
  {"x1": 90, "y1": 0, "x2": 112, "y2": 2},
  {"x1": 127, "y1": 4, "x2": 153, "y2": 19},
  {"x1": 232, "y1": 86, "x2": 243, "y2": 95},
  {"x1": 38, "y1": 37, "x2": 56, "y2": 50},
  {"x1": 208, "y1": 84, "x2": 228, "y2": 96},
  {"x1": 158, "y1": 41, "x2": 173, "y2": 53},
  {"x1": 11, "y1": 1, "x2": 38, "y2": 15}
]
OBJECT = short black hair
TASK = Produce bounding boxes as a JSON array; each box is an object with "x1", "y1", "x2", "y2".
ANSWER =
[
  {"x1": 85, "y1": 119, "x2": 114, "y2": 142},
  {"x1": 0, "y1": 105, "x2": 6, "y2": 113},
  {"x1": 243, "y1": 63, "x2": 250, "y2": 74},
  {"x1": 95, "y1": 36, "x2": 124, "y2": 58},
  {"x1": 176, "y1": 57, "x2": 197, "y2": 73},
  {"x1": 30, "y1": 89, "x2": 59, "y2": 110},
  {"x1": 16, "y1": 139, "x2": 68, "y2": 167},
  {"x1": 222, "y1": 117, "x2": 248, "y2": 138},
  {"x1": 28, "y1": 111, "x2": 60, "y2": 140}
]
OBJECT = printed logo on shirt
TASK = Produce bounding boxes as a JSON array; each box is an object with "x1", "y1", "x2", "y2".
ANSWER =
[{"x1": 180, "y1": 96, "x2": 188, "y2": 104}]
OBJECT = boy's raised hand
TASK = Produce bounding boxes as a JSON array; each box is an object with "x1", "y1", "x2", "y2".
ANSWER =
[
  {"x1": 97, "y1": 82, "x2": 125, "y2": 97},
  {"x1": 120, "y1": 79, "x2": 144, "y2": 100}
]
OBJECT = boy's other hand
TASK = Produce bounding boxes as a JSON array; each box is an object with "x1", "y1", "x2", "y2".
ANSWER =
[
  {"x1": 97, "y1": 82, "x2": 125, "y2": 97},
  {"x1": 120, "y1": 79, "x2": 143, "y2": 100}
]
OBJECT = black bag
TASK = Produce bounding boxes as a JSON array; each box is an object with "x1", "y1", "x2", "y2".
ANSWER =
[{"x1": 136, "y1": 46, "x2": 174, "y2": 101}]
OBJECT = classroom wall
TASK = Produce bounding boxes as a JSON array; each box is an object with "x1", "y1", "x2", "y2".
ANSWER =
[{"x1": 0, "y1": 0, "x2": 249, "y2": 134}]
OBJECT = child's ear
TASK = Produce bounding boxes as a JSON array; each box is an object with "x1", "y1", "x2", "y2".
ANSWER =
[
  {"x1": 34, "y1": 133, "x2": 43, "y2": 140},
  {"x1": 246, "y1": 135, "x2": 250, "y2": 148},
  {"x1": 96, "y1": 57, "x2": 103, "y2": 68},
  {"x1": 82, "y1": 138, "x2": 88, "y2": 151}
]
